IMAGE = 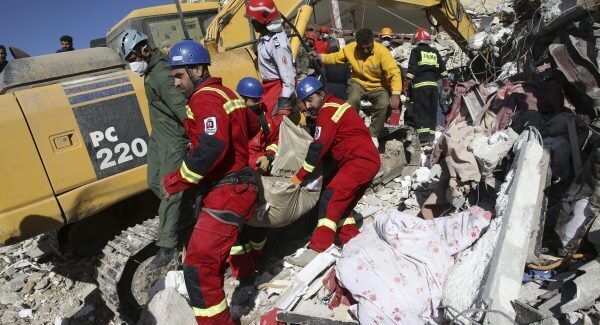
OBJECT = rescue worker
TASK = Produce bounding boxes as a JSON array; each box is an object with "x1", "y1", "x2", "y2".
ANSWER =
[
  {"x1": 405, "y1": 28, "x2": 448, "y2": 143},
  {"x1": 245, "y1": 0, "x2": 295, "y2": 116},
  {"x1": 237, "y1": 77, "x2": 279, "y2": 174},
  {"x1": 380, "y1": 27, "x2": 403, "y2": 67},
  {"x1": 117, "y1": 29, "x2": 189, "y2": 268},
  {"x1": 315, "y1": 28, "x2": 402, "y2": 147},
  {"x1": 295, "y1": 31, "x2": 319, "y2": 80},
  {"x1": 314, "y1": 26, "x2": 331, "y2": 54},
  {"x1": 287, "y1": 77, "x2": 381, "y2": 267},
  {"x1": 227, "y1": 77, "x2": 274, "y2": 280},
  {"x1": 163, "y1": 40, "x2": 258, "y2": 324}
]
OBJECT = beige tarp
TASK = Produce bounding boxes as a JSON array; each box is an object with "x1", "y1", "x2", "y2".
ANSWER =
[{"x1": 248, "y1": 117, "x2": 322, "y2": 228}]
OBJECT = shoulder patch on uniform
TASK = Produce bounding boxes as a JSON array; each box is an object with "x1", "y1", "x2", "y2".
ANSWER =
[
  {"x1": 204, "y1": 117, "x2": 217, "y2": 135},
  {"x1": 274, "y1": 37, "x2": 280, "y2": 48},
  {"x1": 314, "y1": 126, "x2": 322, "y2": 140}
]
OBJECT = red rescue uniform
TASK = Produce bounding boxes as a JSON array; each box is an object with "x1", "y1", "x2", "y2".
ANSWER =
[
  {"x1": 163, "y1": 77, "x2": 258, "y2": 325},
  {"x1": 295, "y1": 94, "x2": 381, "y2": 252},
  {"x1": 248, "y1": 102, "x2": 280, "y2": 168}
]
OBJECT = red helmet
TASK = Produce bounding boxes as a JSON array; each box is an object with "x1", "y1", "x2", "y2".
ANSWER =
[
  {"x1": 414, "y1": 28, "x2": 431, "y2": 43},
  {"x1": 245, "y1": 0, "x2": 280, "y2": 25},
  {"x1": 305, "y1": 31, "x2": 317, "y2": 40},
  {"x1": 320, "y1": 26, "x2": 330, "y2": 34}
]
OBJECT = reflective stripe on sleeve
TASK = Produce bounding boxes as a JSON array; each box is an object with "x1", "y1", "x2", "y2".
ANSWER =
[
  {"x1": 302, "y1": 161, "x2": 315, "y2": 172},
  {"x1": 223, "y1": 99, "x2": 246, "y2": 114},
  {"x1": 192, "y1": 298, "x2": 228, "y2": 317},
  {"x1": 180, "y1": 161, "x2": 203, "y2": 184}
]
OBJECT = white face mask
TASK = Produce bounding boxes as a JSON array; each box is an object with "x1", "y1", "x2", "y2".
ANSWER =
[
  {"x1": 129, "y1": 61, "x2": 148, "y2": 76},
  {"x1": 382, "y1": 40, "x2": 391, "y2": 47}
]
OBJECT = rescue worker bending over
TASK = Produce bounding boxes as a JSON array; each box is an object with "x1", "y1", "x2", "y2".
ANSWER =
[
  {"x1": 117, "y1": 29, "x2": 189, "y2": 268},
  {"x1": 237, "y1": 77, "x2": 280, "y2": 174},
  {"x1": 245, "y1": 0, "x2": 295, "y2": 116},
  {"x1": 287, "y1": 77, "x2": 381, "y2": 267},
  {"x1": 405, "y1": 28, "x2": 448, "y2": 143},
  {"x1": 163, "y1": 40, "x2": 258, "y2": 324},
  {"x1": 315, "y1": 28, "x2": 402, "y2": 147}
]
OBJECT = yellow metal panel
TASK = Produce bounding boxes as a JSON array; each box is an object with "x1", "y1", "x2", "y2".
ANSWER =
[
  {"x1": 429, "y1": 2, "x2": 477, "y2": 51},
  {"x1": 0, "y1": 94, "x2": 63, "y2": 245},
  {"x1": 58, "y1": 166, "x2": 148, "y2": 224},
  {"x1": 15, "y1": 84, "x2": 97, "y2": 194},
  {"x1": 210, "y1": 48, "x2": 261, "y2": 89},
  {"x1": 108, "y1": 3, "x2": 219, "y2": 36},
  {"x1": 290, "y1": 5, "x2": 313, "y2": 59}
]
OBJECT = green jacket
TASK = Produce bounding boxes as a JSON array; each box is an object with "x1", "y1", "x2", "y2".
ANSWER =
[{"x1": 144, "y1": 51, "x2": 188, "y2": 144}]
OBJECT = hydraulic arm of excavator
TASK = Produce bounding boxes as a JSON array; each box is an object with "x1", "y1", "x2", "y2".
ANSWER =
[{"x1": 207, "y1": 0, "x2": 476, "y2": 57}]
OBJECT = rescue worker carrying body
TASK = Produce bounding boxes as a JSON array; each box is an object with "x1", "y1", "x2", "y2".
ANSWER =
[
  {"x1": 405, "y1": 28, "x2": 448, "y2": 143},
  {"x1": 162, "y1": 40, "x2": 259, "y2": 324},
  {"x1": 245, "y1": 0, "x2": 295, "y2": 117},
  {"x1": 287, "y1": 77, "x2": 381, "y2": 267},
  {"x1": 236, "y1": 77, "x2": 280, "y2": 174},
  {"x1": 315, "y1": 28, "x2": 402, "y2": 148},
  {"x1": 117, "y1": 29, "x2": 189, "y2": 268}
]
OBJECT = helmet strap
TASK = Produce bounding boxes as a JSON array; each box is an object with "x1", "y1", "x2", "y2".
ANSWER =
[{"x1": 185, "y1": 66, "x2": 209, "y2": 89}]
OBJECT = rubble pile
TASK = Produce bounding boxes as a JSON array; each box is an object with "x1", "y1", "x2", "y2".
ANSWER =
[{"x1": 0, "y1": 234, "x2": 117, "y2": 325}]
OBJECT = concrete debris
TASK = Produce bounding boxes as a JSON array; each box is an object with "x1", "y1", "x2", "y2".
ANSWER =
[
  {"x1": 0, "y1": 234, "x2": 117, "y2": 324},
  {"x1": 137, "y1": 288, "x2": 196, "y2": 325}
]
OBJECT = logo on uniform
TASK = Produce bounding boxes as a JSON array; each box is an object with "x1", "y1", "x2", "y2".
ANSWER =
[
  {"x1": 204, "y1": 117, "x2": 217, "y2": 135},
  {"x1": 315, "y1": 126, "x2": 322, "y2": 140}
]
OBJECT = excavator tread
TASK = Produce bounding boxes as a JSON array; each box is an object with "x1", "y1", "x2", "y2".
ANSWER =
[{"x1": 96, "y1": 216, "x2": 159, "y2": 316}]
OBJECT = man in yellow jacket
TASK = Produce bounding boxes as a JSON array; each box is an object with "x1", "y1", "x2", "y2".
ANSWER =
[{"x1": 315, "y1": 28, "x2": 402, "y2": 146}]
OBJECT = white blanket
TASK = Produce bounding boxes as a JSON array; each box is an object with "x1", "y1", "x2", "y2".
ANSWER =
[{"x1": 336, "y1": 208, "x2": 491, "y2": 324}]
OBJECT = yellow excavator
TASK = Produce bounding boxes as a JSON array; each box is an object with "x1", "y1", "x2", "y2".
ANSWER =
[{"x1": 0, "y1": 0, "x2": 476, "y2": 319}]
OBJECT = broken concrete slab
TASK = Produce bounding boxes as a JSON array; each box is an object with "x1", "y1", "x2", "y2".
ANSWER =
[
  {"x1": 560, "y1": 257, "x2": 600, "y2": 313},
  {"x1": 482, "y1": 129, "x2": 550, "y2": 324},
  {"x1": 137, "y1": 288, "x2": 196, "y2": 325},
  {"x1": 276, "y1": 247, "x2": 339, "y2": 311}
]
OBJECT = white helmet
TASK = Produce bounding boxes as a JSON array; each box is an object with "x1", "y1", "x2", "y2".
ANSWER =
[{"x1": 117, "y1": 29, "x2": 148, "y2": 59}]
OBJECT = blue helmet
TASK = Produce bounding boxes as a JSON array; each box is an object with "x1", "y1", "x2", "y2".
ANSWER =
[
  {"x1": 296, "y1": 77, "x2": 324, "y2": 101},
  {"x1": 236, "y1": 77, "x2": 263, "y2": 99},
  {"x1": 168, "y1": 40, "x2": 211, "y2": 67}
]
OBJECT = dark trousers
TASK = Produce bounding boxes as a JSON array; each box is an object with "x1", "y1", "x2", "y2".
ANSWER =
[{"x1": 412, "y1": 86, "x2": 439, "y2": 141}]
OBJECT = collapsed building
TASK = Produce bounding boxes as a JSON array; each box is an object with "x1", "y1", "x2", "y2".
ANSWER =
[{"x1": 1, "y1": 0, "x2": 600, "y2": 324}]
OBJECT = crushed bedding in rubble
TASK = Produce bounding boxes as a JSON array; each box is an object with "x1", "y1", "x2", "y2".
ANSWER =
[{"x1": 336, "y1": 207, "x2": 491, "y2": 324}]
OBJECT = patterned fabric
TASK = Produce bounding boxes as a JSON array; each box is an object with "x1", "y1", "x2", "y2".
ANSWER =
[{"x1": 336, "y1": 208, "x2": 491, "y2": 324}]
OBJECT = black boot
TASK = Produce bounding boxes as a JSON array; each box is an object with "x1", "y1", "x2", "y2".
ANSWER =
[{"x1": 149, "y1": 247, "x2": 178, "y2": 268}]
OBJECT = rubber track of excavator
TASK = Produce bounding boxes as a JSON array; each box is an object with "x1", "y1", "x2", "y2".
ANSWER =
[{"x1": 96, "y1": 217, "x2": 159, "y2": 316}]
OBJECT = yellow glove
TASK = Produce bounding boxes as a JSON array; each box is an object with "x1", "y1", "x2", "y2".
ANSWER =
[
  {"x1": 291, "y1": 175, "x2": 301, "y2": 185},
  {"x1": 255, "y1": 155, "x2": 271, "y2": 173}
]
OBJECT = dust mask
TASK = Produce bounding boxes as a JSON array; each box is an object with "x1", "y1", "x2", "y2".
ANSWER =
[
  {"x1": 382, "y1": 40, "x2": 391, "y2": 47},
  {"x1": 129, "y1": 61, "x2": 148, "y2": 76}
]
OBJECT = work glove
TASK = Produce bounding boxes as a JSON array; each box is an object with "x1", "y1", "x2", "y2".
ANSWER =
[
  {"x1": 290, "y1": 175, "x2": 302, "y2": 186},
  {"x1": 255, "y1": 154, "x2": 273, "y2": 174}
]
